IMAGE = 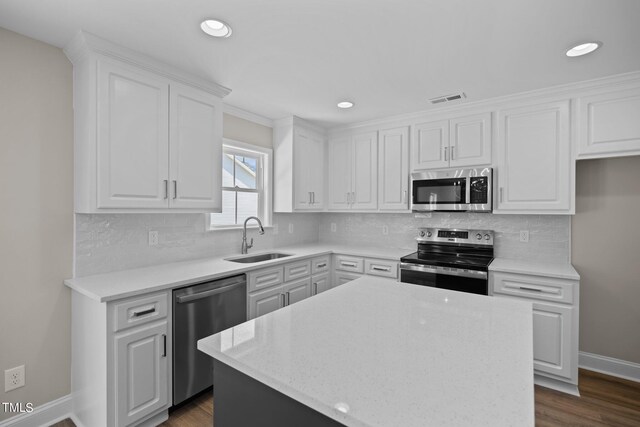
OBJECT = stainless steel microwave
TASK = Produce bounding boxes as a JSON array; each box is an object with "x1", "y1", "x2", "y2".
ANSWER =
[{"x1": 410, "y1": 167, "x2": 492, "y2": 212}]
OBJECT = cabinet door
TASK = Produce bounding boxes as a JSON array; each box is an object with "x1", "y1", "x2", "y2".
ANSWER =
[
  {"x1": 449, "y1": 112, "x2": 492, "y2": 167},
  {"x1": 532, "y1": 302, "x2": 574, "y2": 380},
  {"x1": 327, "y1": 137, "x2": 352, "y2": 210},
  {"x1": 284, "y1": 278, "x2": 312, "y2": 306},
  {"x1": 169, "y1": 83, "x2": 222, "y2": 210},
  {"x1": 294, "y1": 128, "x2": 325, "y2": 210},
  {"x1": 248, "y1": 286, "x2": 285, "y2": 320},
  {"x1": 411, "y1": 120, "x2": 449, "y2": 170},
  {"x1": 577, "y1": 87, "x2": 640, "y2": 158},
  {"x1": 114, "y1": 321, "x2": 168, "y2": 427},
  {"x1": 495, "y1": 100, "x2": 571, "y2": 212},
  {"x1": 351, "y1": 131, "x2": 378, "y2": 210},
  {"x1": 378, "y1": 127, "x2": 410, "y2": 210},
  {"x1": 97, "y1": 60, "x2": 169, "y2": 208},
  {"x1": 311, "y1": 273, "x2": 331, "y2": 295}
]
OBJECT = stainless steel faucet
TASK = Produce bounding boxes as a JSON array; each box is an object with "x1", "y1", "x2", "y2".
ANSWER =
[{"x1": 241, "y1": 216, "x2": 265, "y2": 254}]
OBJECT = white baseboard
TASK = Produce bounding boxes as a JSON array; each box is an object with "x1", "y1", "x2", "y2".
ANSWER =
[
  {"x1": 579, "y1": 351, "x2": 640, "y2": 383},
  {"x1": 534, "y1": 374, "x2": 580, "y2": 397},
  {"x1": 0, "y1": 394, "x2": 72, "y2": 427}
]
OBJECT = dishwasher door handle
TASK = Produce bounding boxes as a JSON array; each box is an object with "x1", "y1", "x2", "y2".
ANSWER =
[{"x1": 175, "y1": 281, "x2": 246, "y2": 303}]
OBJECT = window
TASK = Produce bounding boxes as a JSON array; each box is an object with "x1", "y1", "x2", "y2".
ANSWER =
[{"x1": 210, "y1": 139, "x2": 272, "y2": 229}]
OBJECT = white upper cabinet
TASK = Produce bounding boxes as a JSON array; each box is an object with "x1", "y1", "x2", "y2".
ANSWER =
[
  {"x1": 577, "y1": 87, "x2": 640, "y2": 159},
  {"x1": 97, "y1": 60, "x2": 170, "y2": 209},
  {"x1": 449, "y1": 113, "x2": 492, "y2": 167},
  {"x1": 273, "y1": 117, "x2": 325, "y2": 212},
  {"x1": 494, "y1": 100, "x2": 571, "y2": 213},
  {"x1": 378, "y1": 126, "x2": 410, "y2": 211},
  {"x1": 65, "y1": 31, "x2": 230, "y2": 213},
  {"x1": 411, "y1": 113, "x2": 491, "y2": 171},
  {"x1": 328, "y1": 132, "x2": 378, "y2": 210},
  {"x1": 169, "y1": 83, "x2": 222, "y2": 209}
]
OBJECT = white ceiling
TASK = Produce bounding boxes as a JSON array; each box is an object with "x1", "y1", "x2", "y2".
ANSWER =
[{"x1": 1, "y1": 0, "x2": 639, "y2": 128}]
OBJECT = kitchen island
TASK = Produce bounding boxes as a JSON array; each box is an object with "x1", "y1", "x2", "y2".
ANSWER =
[{"x1": 198, "y1": 277, "x2": 535, "y2": 427}]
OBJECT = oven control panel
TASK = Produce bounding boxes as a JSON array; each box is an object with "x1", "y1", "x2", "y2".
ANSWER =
[{"x1": 416, "y1": 228, "x2": 494, "y2": 245}]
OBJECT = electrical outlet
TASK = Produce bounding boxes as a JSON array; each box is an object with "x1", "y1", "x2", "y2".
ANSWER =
[
  {"x1": 288, "y1": 223, "x2": 294, "y2": 234},
  {"x1": 519, "y1": 230, "x2": 530, "y2": 243},
  {"x1": 330, "y1": 223, "x2": 337, "y2": 232},
  {"x1": 272, "y1": 224, "x2": 279, "y2": 235},
  {"x1": 148, "y1": 230, "x2": 159, "y2": 246},
  {"x1": 382, "y1": 225, "x2": 389, "y2": 235},
  {"x1": 5, "y1": 365, "x2": 25, "y2": 392}
]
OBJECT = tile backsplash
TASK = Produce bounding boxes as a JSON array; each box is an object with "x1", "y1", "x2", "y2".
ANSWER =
[
  {"x1": 75, "y1": 211, "x2": 570, "y2": 277},
  {"x1": 318, "y1": 212, "x2": 570, "y2": 263},
  {"x1": 75, "y1": 213, "x2": 321, "y2": 277}
]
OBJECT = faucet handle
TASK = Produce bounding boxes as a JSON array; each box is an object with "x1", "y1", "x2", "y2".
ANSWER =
[{"x1": 247, "y1": 238, "x2": 254, "y2": 249}]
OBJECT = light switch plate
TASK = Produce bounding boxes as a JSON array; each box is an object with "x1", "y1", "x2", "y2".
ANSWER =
[
  {"x1": 519, "y1": 230, "x2": 530, "y2": 243},
  {"x1": 148, "y1": 230, "x2": 159, "y2": 246}
]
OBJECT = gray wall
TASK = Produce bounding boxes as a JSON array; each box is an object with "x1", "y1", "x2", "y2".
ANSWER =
[
  {"x1": 0, "y1": 28, "x2": 73, "y2": 421},
  {"x1": 573, "y1": 156, "x2": 640, "y2": 364}
]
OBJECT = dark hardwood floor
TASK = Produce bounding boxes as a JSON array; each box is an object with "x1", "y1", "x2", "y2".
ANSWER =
[{"x1": 51, "y1": 369, "x2": 640, "y2": 426}]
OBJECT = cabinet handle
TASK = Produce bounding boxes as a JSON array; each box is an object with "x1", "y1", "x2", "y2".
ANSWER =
[
  {"x1": 372, "y1": 266, "x2": 391, "y2": 272},
  {"x1": 164, "y1": 180, "x2": 168, "y2": 199},
  {"x1": 285, "y1": 291, "x2": 290, "y2": 306},
  {"x1": 280, "y1": 293, "x2": 286, "y2": 307},
  {"x1": 312, "y1": 192, "x2": 315, "y2": 204},
  {"x1": 341, "y1": 261, "x2": 357, "y2": 267},
  {"x1": 313, "y1": 282, "x2": 318, "y2": 295},
  {"x1": 403, "y1": 190, "x2": 407, "y2": 204},
  {"x1": 499, "y1": 187, "x2": 504, "y2": 203},
  {"x1": 317, "y1": 263, "x2": 327, "y2": 268},
  {"x1": 444, "y1": 146, "x2": 448, "y2": 161},
  {"x1": 173, "y1": 180, "x2": 178, "y2": 199},
  {"x1": 519, "y1": 286, "x2": 543, "y2": 292},
  {"x1": 162, "y1": 334, "x2": 167, "y2": 357},
  {"x1": 132, "y1": 307, "x2": 155, "y2": 317},
  {"x1": 451, "y1": 146, "x2": 455, "y2": 160}
]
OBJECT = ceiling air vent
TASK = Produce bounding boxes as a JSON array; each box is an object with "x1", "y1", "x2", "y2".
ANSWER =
[{"x1": 429, "y1": 92, "x2": 467, "y2": 105}]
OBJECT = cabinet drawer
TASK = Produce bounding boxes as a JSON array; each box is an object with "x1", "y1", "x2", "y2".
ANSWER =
[
  {"x1": 248, "y1": 266, "x2": 284, "y2": 292},
  {"x1": 311, "y1": 256, "x2": 331, "y2": 275},
  {"x1": 284, "y1": 260, "x2": 312, "y2": 282},
  {"x1": 365, "y1": 258, "x2": 398, "y2": 278},
  {"x1": 491, "y1": 272, "x2": 576, "y2": 304},
  {"x1": 334, "y1": 255, "x2": 364, "y2": 273},
  {"x1": 113, "y1": 292, "x2": 168, "y2": 332}
]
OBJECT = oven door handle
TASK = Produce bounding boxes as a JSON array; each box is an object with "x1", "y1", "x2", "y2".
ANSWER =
[{"x1": 399, "y1": 263, "x2": 487, "y2": 280}]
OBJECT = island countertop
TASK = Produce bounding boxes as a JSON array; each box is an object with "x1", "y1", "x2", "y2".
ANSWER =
[{"x1": 198, "y1": 277, "x2": 535, "y2": 427}]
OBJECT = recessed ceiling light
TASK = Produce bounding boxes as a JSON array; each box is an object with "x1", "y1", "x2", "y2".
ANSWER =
[
  {"x1": 200, "y1": 19, "x2": 232, "y2": 38},
  {"x1": 566, "y1": 42, "x2": 601, "y2": 57},
  {"x1": 337, "y1": 101, "x2": 354, "y2": 109}
]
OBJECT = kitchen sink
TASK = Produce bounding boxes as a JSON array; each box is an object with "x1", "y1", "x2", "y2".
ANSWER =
[{"x1": 225, "y1": 253, "x2": 292, "y2": 263}]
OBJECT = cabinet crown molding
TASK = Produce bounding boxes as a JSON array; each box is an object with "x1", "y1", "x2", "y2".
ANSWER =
[{"x1": 63, "y1": 30, "x2": 232, "y2": 98}]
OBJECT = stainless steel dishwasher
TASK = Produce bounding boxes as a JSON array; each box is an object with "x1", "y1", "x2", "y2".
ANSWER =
[{"x1": 172, "y1": 274, "x2": 247, "y2": 406}]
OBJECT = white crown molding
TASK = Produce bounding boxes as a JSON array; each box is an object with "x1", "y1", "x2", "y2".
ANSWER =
[
  {"x1": 273, "y1": 115, "x2": 326, "y2": 135},
  {"x1": 63, "y1": 30, "x2": 232, "y2": 98},
  {"x1": 0, "y1": 394, "x2": 72, "y2": 427},
  {"x1": 579, "y1": 351, "x2": 640, "y2": 383},
  {"x1": 223, "y1": 104, "x2": 274, "y2": 128},
  {"x1": 328, "y1": 70, "x2": 640, "y2": 135}
]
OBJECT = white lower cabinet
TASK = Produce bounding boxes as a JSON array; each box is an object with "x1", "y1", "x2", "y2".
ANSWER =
[
  {"x1": 114, "y1": 321, "x2": 169, "y2": 427},
  {"x1": 247, "y1": 257, "x2": 327, "y2": 319},
  {"x1": 491, "y1": 271, "x2": 579, "y2": 389},
  {"x1": 71, "y1": 290, "x2": 172, "y2": 427},
  {"x1": 333, "y1": 255, "x2": 398, "y2": 287}
]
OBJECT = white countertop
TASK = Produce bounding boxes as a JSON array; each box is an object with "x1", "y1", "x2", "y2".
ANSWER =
[
  {"x1": 198, "y1": 277, "x2": 535, "y2": 427},
  {"x1": 489, "y1": 257, "x2": 580, "y2": 280},
  {"x1": 64, "y1": 243, "x2": 410, "y2": 302}
]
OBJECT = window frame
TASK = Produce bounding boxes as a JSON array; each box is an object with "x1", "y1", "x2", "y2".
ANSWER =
[{"x1": 208, "y1": 138, "x2": 273, "y2": 230}]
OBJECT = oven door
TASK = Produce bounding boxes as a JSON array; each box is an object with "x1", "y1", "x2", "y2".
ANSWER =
[{"x1": 399, "y1": 263, "x2": 488, "y2": 295}]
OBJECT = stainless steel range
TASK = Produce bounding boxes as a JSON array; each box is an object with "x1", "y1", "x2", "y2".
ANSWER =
[{"x1": 400, "y1": 228, "x2": 494, "y2": 295}]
